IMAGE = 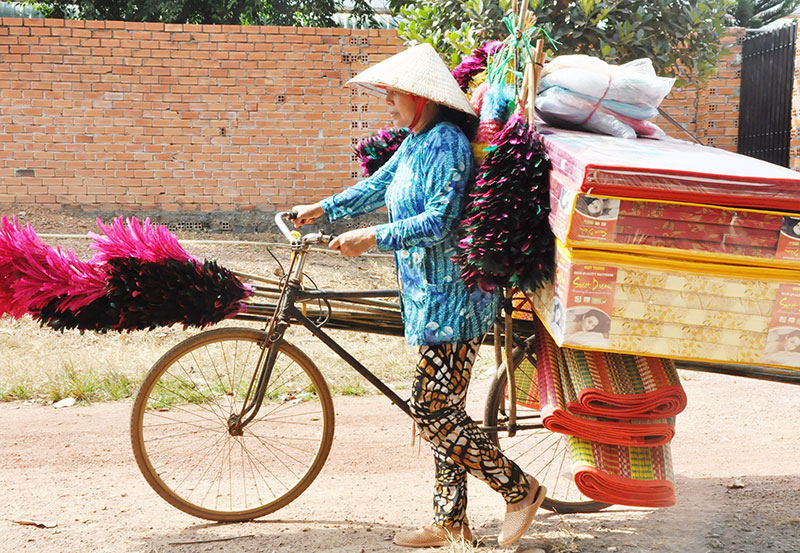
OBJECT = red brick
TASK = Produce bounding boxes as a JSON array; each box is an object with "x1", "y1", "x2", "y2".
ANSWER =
[{"x1": 0, "y1": 20, "x2": 749, "y2": 214}]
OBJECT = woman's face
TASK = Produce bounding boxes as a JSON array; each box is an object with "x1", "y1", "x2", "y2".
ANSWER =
[
  {"x1": 385, "y1": 88, "x2": 417, "y2": 128},
  {"x1": 787, "y1": 334, "x2": 800, "y2": 351},
  {"x1": 586, "y1": 199, "x2": 604, "y2": 216},
  {"x1": 582, "y1": 314, "x2": 600, "y2": 332}
]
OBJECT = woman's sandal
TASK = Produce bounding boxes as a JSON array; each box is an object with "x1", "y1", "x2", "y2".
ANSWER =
[
  {"x1": 393, "y1": 523, "x2": 473, "y2": 548},
  {"x1": 497, "y1": 484, "x2": 547, "y2": 547}
]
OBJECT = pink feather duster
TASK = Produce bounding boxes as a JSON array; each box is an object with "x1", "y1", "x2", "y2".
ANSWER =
[
  {"x1": 89, "y1": 216, "x2": 197, "y2": 264},
  {"x1": 0, "y1": 217, "x2": 106, "y2": 318}
]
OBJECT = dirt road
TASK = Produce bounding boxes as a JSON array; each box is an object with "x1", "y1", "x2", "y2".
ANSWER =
[{"x1": 1, "y1": 369, "x2": 799, "y2": 553}]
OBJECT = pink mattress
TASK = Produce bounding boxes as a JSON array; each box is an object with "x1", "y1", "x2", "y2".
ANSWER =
[{"x1": 540, "y1": 127, "x2": 800, "y2": 211}]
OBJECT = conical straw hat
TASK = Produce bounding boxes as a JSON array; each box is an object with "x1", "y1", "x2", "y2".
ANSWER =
[{"x1": 347, "y1": 43, "x2": 477, "y2": 117}]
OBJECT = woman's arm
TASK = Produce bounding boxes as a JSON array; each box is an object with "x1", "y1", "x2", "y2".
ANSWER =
[
  {"x1": 321, "y1": 143, "x2": 403, "y2": 222},
  {"x1": 375, "y1": 126, "x2": 472, "y2": 251}
]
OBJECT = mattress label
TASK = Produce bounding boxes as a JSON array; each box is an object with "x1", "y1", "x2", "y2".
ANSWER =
[
  {"x1": 549, "y1": 173, "x2": 574, "y2": 241},
  {"x1": 763, "y1": 283, "x2": 800, "y2": 367},
  {"x1": 553, "y1": 254, "x2": 618, "y2": 349},
  {"x1": 568, "y1": 195, "x2": 620, "y2": 243},
  {"x1": 776, "y1": 216, "x2": 800, "y2": 261}
]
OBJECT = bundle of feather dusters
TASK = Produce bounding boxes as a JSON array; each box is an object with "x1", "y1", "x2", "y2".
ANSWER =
[
  {"x1": 0, "y1": 216, "x2": 252, "y2": 332},
  {"x1": 353, "y1": 41, "x2": 555, "y2": 294}
]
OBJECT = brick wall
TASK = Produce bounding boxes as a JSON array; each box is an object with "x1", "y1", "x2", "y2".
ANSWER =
[
  {"x1": 656, "y1": 27, "x2": 745, "y2": 151},
  {"x1": 0, "y1": 17, "x2": 403, "y2": 230},
  {"x1": 0, "y1": 18, "x2": 751, "y2": 228}
]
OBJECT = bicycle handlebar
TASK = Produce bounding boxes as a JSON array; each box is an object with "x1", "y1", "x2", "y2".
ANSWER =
[{"x1": 275, "y1": 211, "x2": 334, "y2": 246}]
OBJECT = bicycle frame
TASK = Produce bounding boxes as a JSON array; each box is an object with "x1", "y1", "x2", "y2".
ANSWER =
[
  {"x1": 231, "y1": 211, "x2": 800, "y2": 439},
  {"x1": 228, "y1": 212, "x2": 548, "y2": 436}
]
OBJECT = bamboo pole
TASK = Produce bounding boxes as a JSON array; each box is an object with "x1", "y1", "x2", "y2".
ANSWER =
[
  {"x1": 494, "y1": 321, "x2": 503, "y2": 375},
  {"x1": 233, "y1": 271, "x2": 283, "y2": 286},
  {"x1": 533, "y1": 38, "x2": 545, "y2": 96},
  {"x1": 520, "y1": 61, "x2": 533, "y2": 120},
  {"x1": 528, "y1": 39, "x2": 545, "y2": 125},
  {"x1": 503, "y1": 288, "x2": 517, "y2": 437},
  {"x1": 249, "y1": 288, "x2": 400, "y2": 311}
]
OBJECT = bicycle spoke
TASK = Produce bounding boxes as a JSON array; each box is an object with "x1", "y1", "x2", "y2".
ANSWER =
[
  {"x1": 238, "y1": 435, "x2": 282, "y2": 497},
  {"x1": 154, "y1": 367, "x2": 228, "y2": 423},
  {"x1": 255, "y1": 379, "x2": 321, "y2": 422},
  {"x1": 151, "y1": 429, "x2": 227, "y2": 476},
  {"x1": 144, "y1": 406, "x2": 223, "y2": 432},
  {"x1": 132, "y1": 330, "x2": 333, "y2": 520},
  {"x1": 245, "y1": 422, "x2": 320, "y2": 457},
  {"x1": 246, "y1": 427, "x2": 314, "y2": 479},
  {"x1": 185, "y1": 350, "x2": 232, "y2": 423},
  {"x1": 204, "y1": 342, "x2": 237, "y2": 415}
]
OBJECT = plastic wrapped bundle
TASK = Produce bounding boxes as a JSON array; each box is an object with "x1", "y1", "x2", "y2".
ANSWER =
[
  {"x1": 540, "y1": 55, "x2": 675, "y2": 107},
  {"x1": 536, "y1": 55, "x2": 674, "y2": 138},
  {"x1": 536, "y1": 87, "x2": 667, "y2": 139}
]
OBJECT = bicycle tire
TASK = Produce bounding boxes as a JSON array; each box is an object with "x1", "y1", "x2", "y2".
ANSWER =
[
  {"x1": 483, "y1": 347, "x2": 610, "y2": 514},
  {"x1": 131, "y1": 327, "x2": 335, "y2": 522}
]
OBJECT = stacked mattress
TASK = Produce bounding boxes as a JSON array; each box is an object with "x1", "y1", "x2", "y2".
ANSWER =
[{"x1": 529, "y1": 127, "x2": 800, "y2": 370}]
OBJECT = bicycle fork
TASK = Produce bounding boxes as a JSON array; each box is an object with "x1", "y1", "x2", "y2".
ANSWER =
[
  {"x1": 228, "y1": 251, "x2": 307, "y2": 435},
  {"x1": 226, "y1": 330, "x2": 285, "y2": 436}
]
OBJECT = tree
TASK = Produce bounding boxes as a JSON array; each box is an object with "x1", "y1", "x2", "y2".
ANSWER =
[
  {"x1": 19, "y1": 0, "x2": 340, "y2": 26},
  {"x1": 348, "y1": 0, "x2": 379, "y2": 28},
  {"x1": 396, "y1": 0, "x2": 734, "y2": 84},
  {"x1": 730, "y1": 0, "x2": 800, "y2": 28}
]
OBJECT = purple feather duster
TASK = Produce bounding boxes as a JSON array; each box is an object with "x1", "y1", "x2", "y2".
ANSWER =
[
  {"x1": 353, "y1": 127, "x2": 410, "y2": 177},
  {"x1": 0, "y1": 217, "x2": 106, "y2": 318},
  {"x1": 90, "y1": 216, "x2": 197, "y2": 264},
  {"x1": 453, "y1": 113, "x2": 555, "y2": 293},
  {"x1": 452, "y1": 41, "x2": 504, "y2": 92}
]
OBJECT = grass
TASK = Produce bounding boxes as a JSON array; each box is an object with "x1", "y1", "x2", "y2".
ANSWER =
[
  {"x1": 0, "y1": 240, "x2": 502, "y2": 405},
  {"x1": 0, "y1": 315, "x2": 193, "y2": 403},
  {"x1": 0, "y1": 312, "x2": 501, "y2": 406}
]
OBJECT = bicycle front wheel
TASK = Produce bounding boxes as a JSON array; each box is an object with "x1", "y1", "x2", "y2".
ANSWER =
[
  {"x1": 483, "y1": 347, "x2": 610, "y2": 514},
  {"x1": 131, "y1": 327, "x2": 334, "y2": 522}
]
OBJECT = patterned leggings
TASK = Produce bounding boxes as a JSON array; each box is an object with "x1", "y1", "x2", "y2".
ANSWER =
[{"x1": 410, "y1": 338, "x2": 530, "y2": 528}]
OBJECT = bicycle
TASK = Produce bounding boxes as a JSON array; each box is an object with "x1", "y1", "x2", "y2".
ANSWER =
[{"x1": 126, "y1": 212, "x2": 629, "y2": 521}]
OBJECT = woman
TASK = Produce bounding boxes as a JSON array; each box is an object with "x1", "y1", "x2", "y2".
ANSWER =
[
  {"x1": 292, "y1": 44, "x2": 545, "y2": 548},
  {"x1": 764, "y1": 328, "x2": 800, "y2": 365}
]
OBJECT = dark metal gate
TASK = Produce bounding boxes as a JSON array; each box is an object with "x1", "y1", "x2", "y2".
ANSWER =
[{"x1": 738, "y1": 22, "x2": 796, "y2": 167}]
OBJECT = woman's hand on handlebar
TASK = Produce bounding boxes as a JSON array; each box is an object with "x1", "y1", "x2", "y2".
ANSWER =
[
  {"x1": 292, "y1": 203, "x2": 324, "y2": 226},
  {"x1": 329, "y1": 226, "x2": 377, "y2": 257}
]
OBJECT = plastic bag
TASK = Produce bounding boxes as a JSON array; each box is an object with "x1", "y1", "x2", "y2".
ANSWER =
[
  {"x1": 540, "y1": 54, "x2": 675, "y2": 108},
  {"x1": 536, "y1": 55, "x2": 673, "y2": 138},
  {"x1": 536, "y1": 86, "x2": 637, "y2": 139}
]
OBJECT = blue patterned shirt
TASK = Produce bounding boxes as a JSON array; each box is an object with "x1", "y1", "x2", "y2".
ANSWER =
[{"x1": 321, "y1": 121, "x2": 499, "y2": 345}]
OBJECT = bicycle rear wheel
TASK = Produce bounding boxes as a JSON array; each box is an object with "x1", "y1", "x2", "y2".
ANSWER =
[
  {"x1": 483, "y1": 347, "x2": 610, "y2": 514},
  {"x1": 131, "y1": 327, "x2": 334, "y2": 522}
]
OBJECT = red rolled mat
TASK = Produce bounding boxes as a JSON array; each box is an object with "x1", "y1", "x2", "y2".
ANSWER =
[
  {"x1": 533, "y1": 317, "x2": 675, "y2": 447},
  {"x1": 557, "y1": 347, "x2": 687, "y2": 420}
]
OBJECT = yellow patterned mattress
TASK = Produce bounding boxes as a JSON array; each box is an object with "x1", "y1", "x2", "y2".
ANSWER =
[{"x1": 528, "y1": 243, "x2": 800, "y2": 370}]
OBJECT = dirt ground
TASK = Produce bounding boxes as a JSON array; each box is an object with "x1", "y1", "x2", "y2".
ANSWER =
[
  {"x1": 1, "y1": 371, "x2": 799, "y2": 553},
  {"x1": 1, "y1": 208, "x2": 800, "y2": 553}
]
